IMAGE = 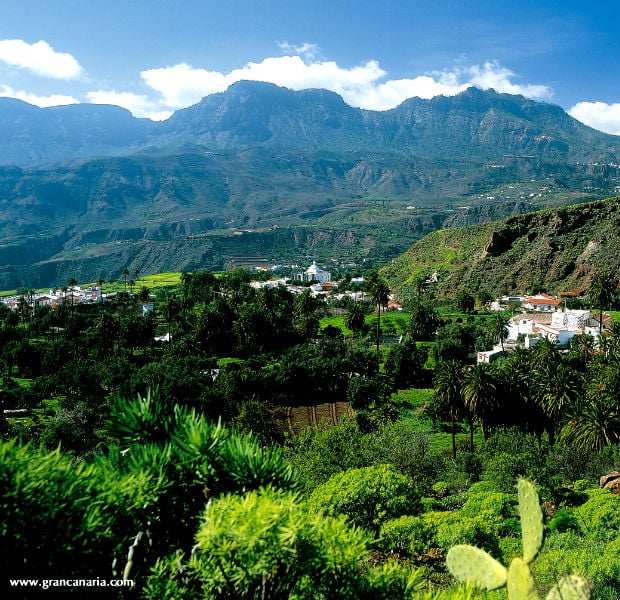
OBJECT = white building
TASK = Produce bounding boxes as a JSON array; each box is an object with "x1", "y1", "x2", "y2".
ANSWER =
[{"x1": 296, "y1": 261, "x2": 331, "y2": 283}]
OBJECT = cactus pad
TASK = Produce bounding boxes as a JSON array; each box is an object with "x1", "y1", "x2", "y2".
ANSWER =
[
  {"x1": 546, "y1": 575, "x2": 591, "y2": 600},
  {"x1": 518, "y1": 478, "x2": 544, "y2": 563},
  {"x1": 446, "y1": 545, "x2": 508, "y2": 590},
  {"x1": 507, "y1": 557, "x2": 539, "y2": 600}
]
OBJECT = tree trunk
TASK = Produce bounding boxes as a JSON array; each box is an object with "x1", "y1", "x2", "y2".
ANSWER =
[{"x1": 451, "y1": 414, "x2": 457, "y2": 459}]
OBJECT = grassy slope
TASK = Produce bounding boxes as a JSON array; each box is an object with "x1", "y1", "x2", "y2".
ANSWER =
[{"x1": 382, "y1": 195, "x2": 620, "y2": 300}]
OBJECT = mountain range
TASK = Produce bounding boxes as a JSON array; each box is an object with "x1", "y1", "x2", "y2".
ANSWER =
[{"x1": 0, "y1": 81, "x2": 619, "y2": 289}]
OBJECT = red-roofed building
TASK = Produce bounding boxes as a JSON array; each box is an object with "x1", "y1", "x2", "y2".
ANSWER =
[{"x1": 522, "y1": 293, "x2": 562, "y2": 311}]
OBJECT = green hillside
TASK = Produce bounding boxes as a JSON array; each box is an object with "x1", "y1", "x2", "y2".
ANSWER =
[{"x1": 382, "y1": 195, "x2": 620, "y2": 299}]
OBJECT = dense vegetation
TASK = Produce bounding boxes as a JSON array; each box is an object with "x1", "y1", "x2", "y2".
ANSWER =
[
  {"x1": 2, "y1": 268, "x2": 620, "y2": 598},
  {"x1": 383, "y1": 196, "x2": 620, "y2": 301},
  {"x1": 2, "y1": 84, "x2": 620, "y2": 289}
]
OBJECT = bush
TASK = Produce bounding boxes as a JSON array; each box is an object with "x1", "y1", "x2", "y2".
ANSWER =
[
  {"x1": 533, "y1": 531, "x2": 620, "y2": 595},
  {"x1": 435, "y1": 515, "x2": 501, "y2": 559},
  {"x1": 143, "y1": 487, "x2": 425, "y2": 600},
  {"x1": 440, "y1": 492, "x2": 468, "y2": 512},
  {"x1": 0, "y1": 439, "x2": 165, "y2": 584},
  {"x1": 308, "y1": 465, "x2": 422, "y2": 533},
  {"x1": 481, "y1": 451, "x2": 528, "y2": 492},
  {"x1": 575, "y1": 490, "x2": 620, "y2": 540},
  {"x1": 460, "y1": 490, "x2": 516, "y2": 520},
  {"x1": 548, "y1": 508, "x2": 579, "y2": 533},
  {"x1": 366, "y1": 418, "x2": 436, "y2": 485},
  {"x1": 546, "y1": 444, "x2": 603, "y2": 484},
  {"x1": 283, "y1": 419, "x2": 371, "y2": 491},
  {"x1": 379, "y1": 515, "x2": 433, "y2": 556}
]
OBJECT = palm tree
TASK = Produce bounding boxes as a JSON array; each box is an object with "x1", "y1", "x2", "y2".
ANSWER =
[
  {"x1": 161, "y1": 295, "x2": 181, "y2": 342},
  {"x1": 344, "y1": 302, "x2": 367, "y2": 338},
  {"x1": 535, "y1": 359, "x2": 582, "y2": 446},
  {"x1": 122, "y1": 268, "x2": 130, "y2": 292},
  {"x1": 433, "y1": 359, "x2": 465, "y2": 459},
  {"x1": 67, "y1": 278, "x2": 77, "y2": 311},
  {"x1": 560, "y1": 393, "x2": 620, "y2": 451},
  {"x1": 370, "y1": 280, "x2": 391, "y2": 360},
  {"x1": 96, "y1": 277, "x2": 106, "y2": 307},
  {"x1": 568, "y1": 333, "x2": 595, "y2": 367},
  {"x1": 531, "y1": 336, "x2": 560, "y2": 370},
  {"x1": 462, "y1": 363, "x2": 498, "y2": 447},
  {"x1": 588, "y1": 271, "x2": 617, "y2": 335},
  {"x1": 95, "y1": 312, "x2": 120, "y2": 357},
  {"x1": 16, "y1": 296, "x2": 29, "y2": 324},
  {"x1": 603, "y1": 320, "x2": 620, "y2": 358},
  {"x1": 139, "y1": 286, "x2": 151, "y2": 303},
  {"x1": 490, "y1": 312, "x2": 510, "y2": 351}
]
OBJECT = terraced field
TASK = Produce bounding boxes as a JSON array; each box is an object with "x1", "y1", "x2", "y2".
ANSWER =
[{"x1": 283, "y1": 402, "x2": 354, "y2": 434}]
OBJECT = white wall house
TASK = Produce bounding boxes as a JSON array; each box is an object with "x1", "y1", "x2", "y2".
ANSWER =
[
  {"x1": 522, "y1": 293, "x2": 562, "y2": 311},
  {"x1": 296, "y1": 261, "x2": 331, "y2": 283}
]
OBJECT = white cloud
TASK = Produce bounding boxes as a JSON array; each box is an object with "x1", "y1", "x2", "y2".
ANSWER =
[
  {"x1": 86, "y1": 90, "x2": 171, "y2": 120},
  {"x1": 568, "y1": 102, "x2": 620, "y2": 136},
  {"x1": 137, "y1": 53, "x2": 554, "y2": 116},
  {"x1": 141, "y1": 63, "x2": 228, "y2": 108},
  {"x1": 0, "y1": 84, "x2": 78, "y2": 107},
  {"x1": 276, "y1": 41, "x2": 320, "y2": 60},
  {"x1": 463, "y1": 61, "x2": 552, "y2": 100},
  {"x1": 0, "y1": 39, "x2": 83, "y2": 79}
]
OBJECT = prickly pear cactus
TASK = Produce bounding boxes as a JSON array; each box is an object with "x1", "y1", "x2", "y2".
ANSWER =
[
  {"x1": 507, "y1": 557, "x2": 539, "y2": 600},
  {"x1": 546, "y1": 575, "x2": 591, "y2": 600},
  {"x1": 446, "y1": 544, "x2": 508, "y2": 590},
  {"x1": 518, "y1": 478, "x2": 543, "y2": 564},
  {"x1": 446, "y1": 479, "x2": 593, "y2": 599}
]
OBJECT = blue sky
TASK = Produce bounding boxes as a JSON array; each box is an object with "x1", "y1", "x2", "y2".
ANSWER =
[{"x1": 0, "y1": 0, "x2": 619, "y2": 134}]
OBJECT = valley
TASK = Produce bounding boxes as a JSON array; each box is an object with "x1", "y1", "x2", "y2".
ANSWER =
[{"x1": 0, "y1": 83, "x2": 618, "y2": 290}]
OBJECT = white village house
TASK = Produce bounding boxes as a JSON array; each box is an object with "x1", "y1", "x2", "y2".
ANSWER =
[
  {"x1": 295, "y1": 261, "x2": 331, "y2": 284},
  {"x1": 478, "y1": 308, "x2": 609, "y2": 363}
]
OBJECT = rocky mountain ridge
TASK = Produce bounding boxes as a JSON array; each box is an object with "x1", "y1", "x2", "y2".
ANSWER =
[{"x1": 0, "y1": 81, "x2": 618, "y2": 288}]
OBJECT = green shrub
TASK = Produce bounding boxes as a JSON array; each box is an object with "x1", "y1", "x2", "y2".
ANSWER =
[
  {"x1": 435, "y1": 515, "x2": 501, "y2": 559},
  {"x1": 574, "y1": 490, "x2": 620, "y2": 540},
  {"x1": 381, "y1": 510, "x2": 502, "y2": 558},
  {"x1": 0, "y1": 439, "x2": 166, "y2": 582},
  {"x1": 533, "y1": 531, "x2": 620, "y2": 594},
  {"x1": 143, "y1": 486, "x2": 425, "y2": 600},
  {"x1": 501, "y1": 516, "x2": 522, "y2": 537},
  {"x1": 308, "y1": 464, "x2": 422, "y2": 533},
  {"x1": 440, "y1": 492, "x2": 469, "y2": 511},
  {"x1": 481, "y1": 451, "x2": 528, "y2": 492},
  {"x1": 498, "y1": 536, "x2": 522, "y2": 565},
  {"x1": 460, "y1": 490, "x2": 516, "y2": 520},
  {"x1": 573, "y1": 479, "x2": 593, "y2": 492},
  {"x1": 379, "y1": 515, "x2": 433, "y2": 556},
  {"x1": 283, "y1": 418, "x2": 371, "y2": 491},
  {"x1": 465, "y1": 480, "x2": 498, "y2": 495},
  {"x1": 548, "y1": 508, "x2": 579, "y2": 534},
  {"x1": 421, "y1": 496, "x2": 443, "y2": 512},
  {"x1": 432, "y1": 481, "x2": 450, "y2": 496}
]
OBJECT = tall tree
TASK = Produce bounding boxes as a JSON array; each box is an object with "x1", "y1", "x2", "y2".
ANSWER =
[
  {"x1": 462, "y1": 363, "x2": 498, "y2": 447},
  {"x1": 408, "y1": 301, "x2": 440, "y2": 342},
  {"x1": 67, "y1": 278, "x2": 77, "y2": 311},
  {"x1": 343, "y1": 302, "x2": 367, "y2": 338},
  {"x1": 588, "y1": 271, "x2": 617, "y2": 334},
  {"x1": 96, "y1": 277, "x2": 106, "y2": 309},
  {"x1": 433, "y1": 359, "x2": 465, "y2": 459},
  {"x1": 568, "y1": 333, "x2": 596, "y2": 368},
  {"x1": 370, "y1": 280, "x2": 390, "y2": 361},
  {"x1": 560, "y1": 394, "x2": 620, "y2": 451},
  {"x1": 489, "y1": 312, "x2": 510, "y2": 351},
  {"x1": 535, "y1": 359, "x2": 581, "y2": 446}
]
